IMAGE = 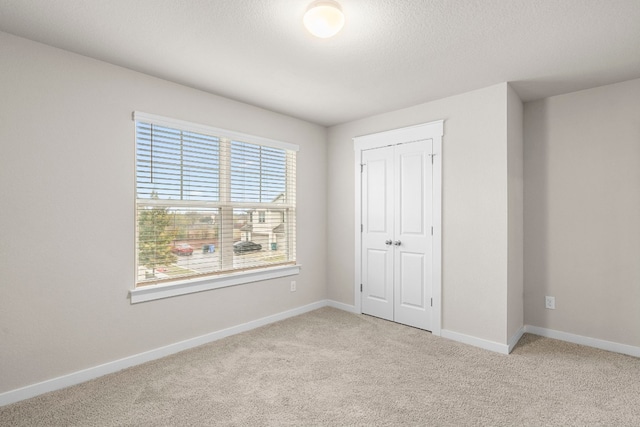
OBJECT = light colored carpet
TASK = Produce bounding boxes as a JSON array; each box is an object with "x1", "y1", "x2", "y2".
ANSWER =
[{"x1": 1, "y1": 307, "x2": 639, "y2": 426}]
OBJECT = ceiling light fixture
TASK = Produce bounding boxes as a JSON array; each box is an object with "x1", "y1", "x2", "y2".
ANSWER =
[{"x1": 303, "y1": 1, "x2": 345, "y2": 38}]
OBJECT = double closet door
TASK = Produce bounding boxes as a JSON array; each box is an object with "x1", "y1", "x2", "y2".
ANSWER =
[{"x1": 361, "y1": 139, "x2": 433, "y2": 330}]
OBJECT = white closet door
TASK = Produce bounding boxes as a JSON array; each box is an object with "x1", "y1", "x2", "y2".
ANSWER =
[
  {"x1": 393, "y1": 140, "x2": 432, "y2": 330},
  {"x1": 361, "y1": 145, "x2": 395, "y2": 321},
  {"x1": 360, "y1": 140, "x2": 433, "y2": 331}
]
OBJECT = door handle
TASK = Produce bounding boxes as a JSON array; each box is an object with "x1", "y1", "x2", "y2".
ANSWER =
[
  {"x1": 393, "y1": 240, "x2": 402, "y2": 246},
  {"x1": 385, "y1": 240, "x2": 393, "y2": 245}
]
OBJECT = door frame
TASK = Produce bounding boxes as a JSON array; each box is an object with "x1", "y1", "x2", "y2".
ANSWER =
[{"x1": 353, "y1": 120, "x2": 443, "y2": 336}]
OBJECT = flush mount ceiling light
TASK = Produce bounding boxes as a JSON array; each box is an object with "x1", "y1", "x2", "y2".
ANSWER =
[{"x1": 303, "y1": 1, "x2": 345, "y2": 38}]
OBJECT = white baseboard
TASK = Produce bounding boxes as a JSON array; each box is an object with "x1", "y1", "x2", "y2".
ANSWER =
[
  {"x1": 441, "y1": 329, "x2": 510, "y2": 355},
  {"x1": 508, "y1": 326, "x2": 526, "y2": 353},
  {"x1": 0, "y1": 300, "x2": 329, "y2": 407},
  {"x1": 326, "y1": 300, "x2": 358, "y2": 313},
  {"x1": 441, "y1": 326, "x2": 525, "y2": 355},
  {"x1": 440, "y1": 324, "x2": 640, "y2": 358},
  {"x1": 9, "y1": 302, "x2": 634, "y2": 408},
  {"x1": 524, "y1": 325, "x2": 640, "y2": 358}
]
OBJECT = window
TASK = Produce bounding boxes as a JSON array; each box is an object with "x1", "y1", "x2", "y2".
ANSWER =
[{"x1": 133, "y1": 112, "x2": 297, "y2": 296}]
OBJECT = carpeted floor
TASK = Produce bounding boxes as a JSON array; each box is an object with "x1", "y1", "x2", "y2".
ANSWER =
[{"x1": 1, "y1": 307, "x2": 639, "y2": 426}]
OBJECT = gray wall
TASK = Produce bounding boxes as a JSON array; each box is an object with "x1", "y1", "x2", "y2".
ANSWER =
[
  {"x1": 507, "y1": 85, "x2": 524, "y2": 340},
  {"x1": 0, "y1": 32, "x2": 327, "y2": 393},
  {"x1": 524, "y1": 78, "x2": 640, "y2": 346},
  {"x1": 327, "y1": 83, "x2": 516, "y2": 345}
]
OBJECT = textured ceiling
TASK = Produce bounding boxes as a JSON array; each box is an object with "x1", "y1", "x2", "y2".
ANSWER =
[{"x1": 1, "y1": 0, "x2": 639, "y2": 126}]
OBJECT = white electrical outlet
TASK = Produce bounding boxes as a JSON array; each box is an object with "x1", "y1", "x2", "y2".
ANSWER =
[
  {"x1": 290, "y1": 281, "x2": 297, "y2": 292},
  {"x1": 545, "y1": 296, "x2": 555, "y2": 310}
]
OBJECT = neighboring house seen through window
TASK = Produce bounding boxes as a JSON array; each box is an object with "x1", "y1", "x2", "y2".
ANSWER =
[{"x1": 134, "y1": 112, "x2": 297, "y2": 289}]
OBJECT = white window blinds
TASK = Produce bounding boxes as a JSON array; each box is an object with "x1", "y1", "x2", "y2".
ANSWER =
[{"x1": 134, "y1": 112, "x2": 297, "y2": 287}]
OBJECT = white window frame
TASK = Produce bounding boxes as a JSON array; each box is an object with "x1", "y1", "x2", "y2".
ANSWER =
[{"x1": 129, "y1": 112, "x2": 300, "y2": 304}]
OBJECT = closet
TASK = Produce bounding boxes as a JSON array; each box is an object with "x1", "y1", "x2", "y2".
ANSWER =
[{"x1": 354, "y1": 121, "x2": 443, "y2": 332}]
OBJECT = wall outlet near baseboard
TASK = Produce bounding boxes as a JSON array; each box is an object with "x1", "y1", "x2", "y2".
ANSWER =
[
  {"x1": 545, "y1": 296, "x2": 556, "y2": 310},
  {"x1": 290, "y1": 281, "x2": 297, "y2": 292}
]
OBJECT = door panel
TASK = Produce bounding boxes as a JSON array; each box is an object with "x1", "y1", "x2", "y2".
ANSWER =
[
  {"x1": 398, "y1": 252, "x2": 425, "y2": 308},
  {"x1": 366, "y1": 158, "x2": 389, "y2": 233},
  {"x1": 399, "y1": 151, "x2": 425, "y2": 235},
  {"x1": 366, "y1": 249, "x2": 390, "y2": 301},
  {"x1": 361, "y1": 146, "x2": 394, "y2": 321},
  {"x1": 394, "y1": 140, "x2": 432, "y2": 330}
]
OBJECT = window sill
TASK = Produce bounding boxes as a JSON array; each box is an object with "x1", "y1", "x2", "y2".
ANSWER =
[{"x1": 129, "y1": 264, "x2": 301, "y2": 304}]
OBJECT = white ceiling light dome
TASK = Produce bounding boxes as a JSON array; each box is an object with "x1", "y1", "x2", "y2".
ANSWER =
[{"x1": 303, "y1": 1, "x2": 345, "y2": 38}]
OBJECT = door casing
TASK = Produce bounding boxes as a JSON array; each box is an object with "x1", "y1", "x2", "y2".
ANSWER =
[{"x1": 354, "y1": 120, "x2": 443, "y2": 336}]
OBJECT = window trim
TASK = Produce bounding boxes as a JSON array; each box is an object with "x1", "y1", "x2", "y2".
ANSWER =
[
  {"x1": 129, "y1": 264, "x2": 301, "y2": 303},
  {"x1": 131, "y1": 111, "x2": 300, "y2": 303}
]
